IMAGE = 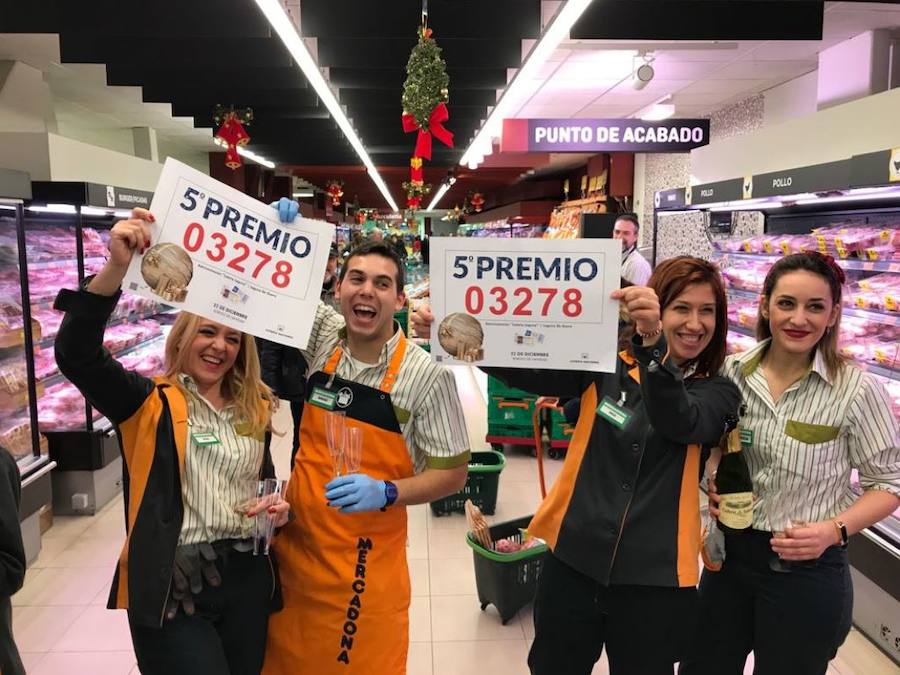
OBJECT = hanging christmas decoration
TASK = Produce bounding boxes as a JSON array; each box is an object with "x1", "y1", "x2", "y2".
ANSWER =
[
  {"x1": 469, "y1": 192, "x2": 485, "y2": 213},
  {"x1": 213, "y1": 105, "x2": 253, "y2": 170},
  {"x1": 410, "y1": 157, "x2": 424, "y2": 184},
  {"x1": 326, "y1": 180, "x2": 344, "y2": 207},
  {"x1": 403, "y1": 180, "x2": 431, "y2": 211},
  {"x1": 401, "y1": 15, "x2": 453, "y2": 161}
]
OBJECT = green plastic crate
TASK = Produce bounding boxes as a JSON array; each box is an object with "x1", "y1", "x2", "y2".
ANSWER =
[
  {"x1": 487, "y1": 397, "x2": 535, "y2": 427},
  {"x1": 486, "y1": 423, "x2": 534, "y2": 440},
  {"x1": 486, "y1": 375, "x2": 537, "y2": 401},
  {"x1": 430, "y1": 450, "x2": 506, "y2": 516}
]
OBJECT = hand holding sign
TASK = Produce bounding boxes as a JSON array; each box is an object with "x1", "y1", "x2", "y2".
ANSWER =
[
  {"x1": 86, "y1": 210, "x2": 155, "y2": 298},
  {"x1": 610, "y1": 286, "x2": 661, "y2": 339}
]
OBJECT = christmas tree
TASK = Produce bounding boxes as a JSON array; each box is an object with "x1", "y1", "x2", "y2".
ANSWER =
[{"x1": 402, "y1": 28, "x2": 449, "y2": 131}]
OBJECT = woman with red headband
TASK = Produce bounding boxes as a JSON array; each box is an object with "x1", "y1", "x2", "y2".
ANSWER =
[{"x1": 681, "y1": 252, "x2": 900, "y2": 675}]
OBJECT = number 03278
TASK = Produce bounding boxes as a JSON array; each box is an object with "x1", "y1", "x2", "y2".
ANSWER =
[
  {"x1": 464, "y1": 286, "x2": 583, "y2": 318},
  {"x1": 182, "y1": 221, "x2": 293, "y2": 289}
]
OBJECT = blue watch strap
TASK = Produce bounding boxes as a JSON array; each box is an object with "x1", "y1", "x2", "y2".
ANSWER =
[{"x1": 384, "y1": 480, "x2": 398, "y2": 507}]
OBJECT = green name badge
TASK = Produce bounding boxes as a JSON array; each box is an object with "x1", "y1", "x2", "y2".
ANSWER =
[
  {"x1": 596, "y1": 396, "x2": 633, "y2": 430},
  {"x1": 739, "y1": 428, "x2": 753, "y2": 449},
  {"x1": 191, "y1": 432, "x2": 220, "y2": 446},
  {"x1": 310, "y1": 386, "x2": 337, "y2": 410}
]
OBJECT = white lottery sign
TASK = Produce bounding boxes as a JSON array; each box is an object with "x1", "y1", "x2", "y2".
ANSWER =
[
  {"x1": 122, "y1": 158, "x2": 332, "y2": 348},
  {"x1": 430, "y1": 237, "x2": 621, "y2": 372}
]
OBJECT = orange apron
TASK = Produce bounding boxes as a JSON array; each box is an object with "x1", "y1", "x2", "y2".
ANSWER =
[{"x1": 264, "y1": 337, "x2": 414, "y2": 674}]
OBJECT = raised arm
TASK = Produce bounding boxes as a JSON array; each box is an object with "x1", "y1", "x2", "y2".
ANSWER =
[
  {"x1": 54, "y1": 211, "x2": 156, "y2": 424},
  {"x1": 632, "y1": 335, "x2": 740, "y2": 445}
]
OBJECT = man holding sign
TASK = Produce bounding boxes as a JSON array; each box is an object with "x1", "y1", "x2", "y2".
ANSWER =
[{"x1": 263, "y1": 205, "x2": 470, "y2": 675}]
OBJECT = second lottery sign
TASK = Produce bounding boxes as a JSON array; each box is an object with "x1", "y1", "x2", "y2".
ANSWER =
[{"x1": 430, "y1": 237, "x2": 621, "y2": 372}]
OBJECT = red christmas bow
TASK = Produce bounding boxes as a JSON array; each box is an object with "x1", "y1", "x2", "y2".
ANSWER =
[{"x1": 402, "y1": 102, "x2": 454, "y2": 161}]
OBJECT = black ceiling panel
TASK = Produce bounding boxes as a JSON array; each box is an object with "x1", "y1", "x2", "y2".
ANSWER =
[{"x1": 572, "y1": 1, "x2": 824, "y2": 41}]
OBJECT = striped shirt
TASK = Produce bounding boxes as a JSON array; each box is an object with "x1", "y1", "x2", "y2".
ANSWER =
[
  {"x1": 177, "y1": 374, "x2": 265, "y2": 545},
  {"x1": 723, "y1": 339, "x2": 900, "y2": 530},
  {"x1": 302, "y1": 303, "x2": 470, "y2": 472},
  {"x1": 622, "y1": 246, "x2": 652, "y2": 286}
]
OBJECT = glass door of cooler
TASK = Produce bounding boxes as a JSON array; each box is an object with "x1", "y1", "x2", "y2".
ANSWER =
[
  {"x1": 24, "y1": 205, "x2": 169, "y2": 444},
  {"x1": 0, "y1": 200, "x2": 44, "y2": 473}
]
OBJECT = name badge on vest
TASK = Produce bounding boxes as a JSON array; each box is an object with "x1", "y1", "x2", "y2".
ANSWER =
[
  {"x1": 191, "y1": 432, "x2": 221, "y2": 446},
  {"x1": 596, "y1": 396, "x2": 633, "y2": 430},
  {"x1": 310, "y1": 386, "x2": 337, "y2": 411}
]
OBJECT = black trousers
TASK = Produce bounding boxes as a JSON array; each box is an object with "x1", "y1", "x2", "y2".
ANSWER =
[
  {"x1": 129, "y1": 548, "x2": 275, "y2": 675},
  {"x1": 528, "y1": 553, "x2": 700, "y2": 675},
  {"x1": 0, "y1": 596, "x2": 25, "y2": 675},
  {"x1": 289, "y1": 398, "x2": 303, "y2": 468},
  {"x1": 679, "y1": 529, "x2": 852, "y2": 675}
]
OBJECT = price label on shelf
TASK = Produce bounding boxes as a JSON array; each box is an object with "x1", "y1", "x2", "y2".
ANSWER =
[
  {"x1": 122, "y1": 158, "x2": 332, "y2": 348},
  {"x1": 430, "y1": 237, "x2": 621, "y2": 371}
]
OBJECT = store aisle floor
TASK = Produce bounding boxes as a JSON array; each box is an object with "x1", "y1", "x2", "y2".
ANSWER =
[{"x1": 11, "y1": 371, "x2": 898, "y2": 674}]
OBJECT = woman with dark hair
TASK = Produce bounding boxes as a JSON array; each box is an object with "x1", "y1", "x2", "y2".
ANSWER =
[
  {"x1": 486, "y1": 256, "x2": 740, "y2": 674},
  {"x1": 682, "y1": 252, "x2": 899, "y2": 675}
]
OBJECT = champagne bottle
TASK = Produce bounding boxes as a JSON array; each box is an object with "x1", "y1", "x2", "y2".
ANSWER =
[{"x1": 716, "y1": 412, "x2": 754, "y2": 532}]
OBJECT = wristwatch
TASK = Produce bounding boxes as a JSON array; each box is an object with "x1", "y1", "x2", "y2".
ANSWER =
[
  {"x1": 383, "y1": 481, "x2": 398, "y2": 507},
  {"x1": 833, "y1": 519, "x2": 849, "y2": 547}
]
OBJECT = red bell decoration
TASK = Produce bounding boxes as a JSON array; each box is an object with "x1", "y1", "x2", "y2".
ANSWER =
[
  {"x1": 224, "y1": 145, "x2": 242, "y2": 170},
  {"x1": 406, "y1": 195, "x2": 422, "y2": 210},
  {"x1": 410, "y1": 156, "x2": 424, "y2": 184},
  {"x1": 470, "y1": 192, "x2": 484, "y2": 212},
  {"x1": 214, "y1": 110, "x2": 253, "y2": 171},
  {"x1": 401, "y1": 102, "x2": 454, "y2": 161},
  {"x1": 326, "y1": 181, "x2": 344, "y2": 207}
]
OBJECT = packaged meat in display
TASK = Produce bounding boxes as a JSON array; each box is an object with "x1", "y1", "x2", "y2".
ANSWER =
[
  {"x1": 721, "y1": 259, "x2": 768, "y2": 292},
  {"x1": 726, "y1": 331, "x2": 757, "y2": 355}
]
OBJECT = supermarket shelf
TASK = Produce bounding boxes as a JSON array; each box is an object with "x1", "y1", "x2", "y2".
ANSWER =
[
  {"x1": 28, "y1": 256, "x2": 107, "y2": 271},
  {"x1": 34, "y1": 308, "x2": 166, "y2": 350},
  {"x1": 727, "y1": 287, "x2": 900, "y2": 327},
  {"x1": 37, "y1": 334, "x2": 164, "y2": 389},
  {"x1": 727, "y1": 321, "x2": 898, "y2": 379},
  {"x1": 727, "y1": 323, "x2": 755, "y2": 338},
  {"x1": 714, "y1": 250, "x2": 900, "y2": 273}
]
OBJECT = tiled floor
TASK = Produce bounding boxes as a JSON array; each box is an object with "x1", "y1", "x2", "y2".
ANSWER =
[{"x1": 11, "y1": 366, "x2": 899, "y2": 674}]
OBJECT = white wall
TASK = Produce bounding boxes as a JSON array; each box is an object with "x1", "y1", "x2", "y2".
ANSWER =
[
  {"x1": 763, "y1": 70, "x2": 818, "y2": 127},
  {"x1": 690, "y1": 86, "x2": 900, "y2": 183},
  {"x1": 0, "y1": 132, "x2": 50, "y2": 178},
  {"x1": 47, "y1": 134, "x2": 162, "y2": 189}
]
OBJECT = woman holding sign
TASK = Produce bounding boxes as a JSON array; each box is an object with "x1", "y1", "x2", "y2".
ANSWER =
[
  {"x1": 414, "y1": 256, "x2": 740, "y2": 674},
  {"x1": 53, "y1": 209, "x2": 289, "y2": 675}
]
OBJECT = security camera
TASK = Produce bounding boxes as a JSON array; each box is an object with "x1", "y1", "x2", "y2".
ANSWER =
[{"x1": 632, "y1": 63, "x2": 654, "y2": 90}]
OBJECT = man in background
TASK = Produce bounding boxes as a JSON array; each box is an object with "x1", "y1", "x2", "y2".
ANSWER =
[{"x1": 613, "y1": 214, "x2": 652, "y2": 285}]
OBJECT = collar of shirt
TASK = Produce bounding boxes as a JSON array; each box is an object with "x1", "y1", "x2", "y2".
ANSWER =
[
  {"x1": 733, "y1": 338, "x2": 832, "y2": 386},
  {"x1": 334, "y1": 321, "x2": 404, "y2": 369},
  {"x1": 177, "y1": 373, "x2": 235, "y2": 417}
]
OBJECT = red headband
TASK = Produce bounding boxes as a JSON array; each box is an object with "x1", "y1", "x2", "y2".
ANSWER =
[{"x1": 803, "y1": 251, "x2": 846, "y2": 285}]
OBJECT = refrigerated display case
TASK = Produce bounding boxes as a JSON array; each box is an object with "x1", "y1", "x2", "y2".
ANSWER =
[
  {"x1": 655, "y1": 153, "x2": 900, "y2": 663},
  {"x1": 26, "y1": 181, "x2": 168, "y2": 514},
  {"x1": 0, "y1": 168, "x2": 55, "y2": 563}
]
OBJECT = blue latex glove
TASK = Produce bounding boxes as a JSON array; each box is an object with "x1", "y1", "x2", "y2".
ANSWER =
[
  {"x1": 325, "y1": 474, "x2": 387, "y2": 513},
  {"x1": 269, "y1": 198, "x2": 299, "y2": 223}
]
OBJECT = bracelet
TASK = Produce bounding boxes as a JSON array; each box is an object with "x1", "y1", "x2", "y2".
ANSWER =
[{"x1": 637, "y1": 321, "x2": 663, "y2": 340}]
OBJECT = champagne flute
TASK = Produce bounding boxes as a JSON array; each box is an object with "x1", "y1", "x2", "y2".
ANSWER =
[
  {"x1": 325, "y1": 410, "x2": 347, "y2": 477},
  {"x1": 345, "y1": 427, "x2": 362, "y2": 474},
  {"x1": 762, "y1": 488, "x2": 802, "y2": 573}
]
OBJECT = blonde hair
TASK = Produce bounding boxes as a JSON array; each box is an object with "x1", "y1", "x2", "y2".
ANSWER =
[{"x1": 163, "y1": 312, "x2": 275, "y2": 437}]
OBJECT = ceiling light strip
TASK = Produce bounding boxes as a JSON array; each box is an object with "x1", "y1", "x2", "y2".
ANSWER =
[
  {"x1": 253, "y1": 0, "x2": 399, "y2": 211},
  {"x1": 458, "y1": 0, "x2": 594, "y2": 170},
  {"x1": 426, "y1": 183, "x2": 451, "y2": 211},
  {"x1": 214, "y1": 138, "x2": 276, "y2": 169}
]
